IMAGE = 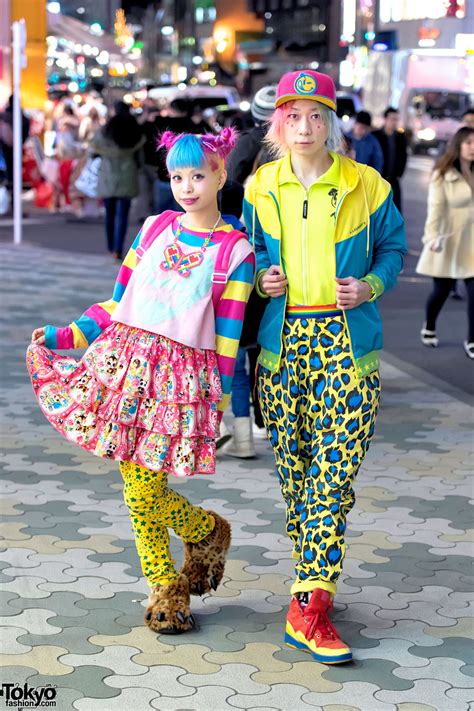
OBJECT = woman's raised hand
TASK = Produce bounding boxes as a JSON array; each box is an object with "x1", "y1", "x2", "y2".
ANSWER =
[
  {"x1": 260, "y1": 265, "x2": 288, "y2": 297},
  {"x1": 31, "y1": 327, "x2": 46, "y2": 345}
]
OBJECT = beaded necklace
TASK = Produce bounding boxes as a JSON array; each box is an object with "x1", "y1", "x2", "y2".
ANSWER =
[{"x1": 160, "y1": 212, "x2": 222, "y2": 278}]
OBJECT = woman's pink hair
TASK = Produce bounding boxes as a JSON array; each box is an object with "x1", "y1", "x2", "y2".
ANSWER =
[{"x1": 158, "y1": 127, "x2": 237, "y2": 171}]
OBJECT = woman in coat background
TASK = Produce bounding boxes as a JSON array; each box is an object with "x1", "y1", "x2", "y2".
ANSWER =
[{"x1": 417, "y1": 127, "x2": 474, "y2": 358}]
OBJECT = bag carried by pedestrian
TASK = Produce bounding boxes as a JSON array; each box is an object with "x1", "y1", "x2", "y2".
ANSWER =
[
  {"x1": 74, "y1": 156, "x2": 101, "y2": 198},
  {"x1": 0, "y1": 185, "x2": 9, "y2": 215},
  {"x1": 34, "y1": 181, "x2": 53, "y2": 209}
]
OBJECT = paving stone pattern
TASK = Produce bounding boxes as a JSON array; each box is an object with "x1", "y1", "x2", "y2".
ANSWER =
[{"x1": 1, "y1": 245, "x2": 473, "y2": 711}]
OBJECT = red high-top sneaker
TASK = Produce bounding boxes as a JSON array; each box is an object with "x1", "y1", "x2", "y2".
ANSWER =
[{"x1": 285, "y1": 587, "x2": 352, "y2": 664}]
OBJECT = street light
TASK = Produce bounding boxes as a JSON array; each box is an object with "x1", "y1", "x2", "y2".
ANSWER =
[
  {"x1": 47, "y1": 2, "x2": 61, "y2": 13},
  {"x1": 214, "y1": 28, "x2": 230, "y2": 54}
]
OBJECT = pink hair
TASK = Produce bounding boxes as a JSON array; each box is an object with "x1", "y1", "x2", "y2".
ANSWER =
[
  {"x1": 200, "y1": 127, "x2": 237, "y2": 161},
  {"x1": 158, "y1": 126, "x2": 237, "y2": 172},
  {"x1": 158, "y1": 130, "x2": 180, "y2": 151},
  {"x1": 264, "y1": 102, "x2": 295, "y2": 158}
]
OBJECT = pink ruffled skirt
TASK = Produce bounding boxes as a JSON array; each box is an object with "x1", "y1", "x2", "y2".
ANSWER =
[{"x1": 26, "y1": 322, "x2": 222, "y2": 477}]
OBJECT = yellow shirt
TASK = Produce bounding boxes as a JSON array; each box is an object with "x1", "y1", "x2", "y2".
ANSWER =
[{"x1": 280, "y1": 151, "x2": 340, "y2": 306}]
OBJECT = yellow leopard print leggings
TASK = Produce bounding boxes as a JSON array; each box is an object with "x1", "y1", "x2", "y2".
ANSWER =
[
  {"x1": 119, "y1": 461, "x2": 215, "y2": 587},
  {"x1": 258, "y1": 314, "x2": 380, "y2": 597}
]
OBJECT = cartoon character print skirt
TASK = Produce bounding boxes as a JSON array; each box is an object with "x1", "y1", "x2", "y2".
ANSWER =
[{"x1": 26, "y1": 322, "x2": 222, "y2": 477}]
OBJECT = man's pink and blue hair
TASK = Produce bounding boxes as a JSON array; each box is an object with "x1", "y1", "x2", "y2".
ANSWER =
[{"x1": 159, "y1": 127, "x2": 237, "y2": 172}]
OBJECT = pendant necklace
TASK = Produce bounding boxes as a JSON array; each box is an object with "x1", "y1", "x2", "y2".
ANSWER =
[{"x1": 160, "y1": 212, "x2": 221, "y2": 278}]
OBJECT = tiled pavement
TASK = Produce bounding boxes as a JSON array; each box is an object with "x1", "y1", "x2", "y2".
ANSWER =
[{"x1": 1, "y1": 243, "x2": 473, "y2": 711}]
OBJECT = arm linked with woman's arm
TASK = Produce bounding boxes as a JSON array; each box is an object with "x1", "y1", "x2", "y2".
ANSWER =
[
  {"x1": 214, "y1": 250, "x2": 256, "y2": 420},
  {"x1": 360, "y1": 172, "x2": 407, "y2": 301},
  {"x1": 43, "y1": 231, "x2": 143, "y2": 350}
]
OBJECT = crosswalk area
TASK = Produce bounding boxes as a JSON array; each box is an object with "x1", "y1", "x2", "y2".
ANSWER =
[{"x1": 407, "y1": 154, "x2": 436, "y2": 172}]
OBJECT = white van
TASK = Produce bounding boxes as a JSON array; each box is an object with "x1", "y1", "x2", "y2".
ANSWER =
[{"x1": 363, "y1": 50, "x2": 474, "y2": 150}]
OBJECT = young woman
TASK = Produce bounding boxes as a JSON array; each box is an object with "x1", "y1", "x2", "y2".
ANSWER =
[
  {"x1": 243, "y1": 70, "x2": 406, "y2": 664},
  {"x1": 27, "y1": 128, "x2": 255, "y2": 635},
  {"x1": 416, "y1": 127, "x2": 474, "y2": 358}
]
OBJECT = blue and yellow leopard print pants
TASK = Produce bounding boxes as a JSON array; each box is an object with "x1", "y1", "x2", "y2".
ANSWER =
[
  {"x1": 119, "y1": 461, "x2": 214, "y2": 588},
  {"x1": 258, "y1": 313, "x2": 380, "y2": 597}
]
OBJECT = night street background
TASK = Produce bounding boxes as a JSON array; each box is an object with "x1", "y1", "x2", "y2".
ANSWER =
[{"x1": 1, "y1": 154, "x2": 472, "y2": 398}]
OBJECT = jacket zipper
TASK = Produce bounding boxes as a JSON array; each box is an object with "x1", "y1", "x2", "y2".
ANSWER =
[{"x1": 302, "y1": 193, "x2": 309, "y2": 304}]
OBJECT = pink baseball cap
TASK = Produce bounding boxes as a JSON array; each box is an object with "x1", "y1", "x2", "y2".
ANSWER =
[{"x1": 275, "y1": 70, "x2": 337, "y2": 112}]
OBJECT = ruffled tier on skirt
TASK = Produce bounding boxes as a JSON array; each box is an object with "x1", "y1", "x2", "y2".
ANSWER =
[{"x1": 26, "y1": 322, "x2": 222, "y2": 476}]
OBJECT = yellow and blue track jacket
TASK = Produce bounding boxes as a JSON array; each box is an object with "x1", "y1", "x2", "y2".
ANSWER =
[{"x1": 243, "y1": 153, "x2": 407, "y2": 377}]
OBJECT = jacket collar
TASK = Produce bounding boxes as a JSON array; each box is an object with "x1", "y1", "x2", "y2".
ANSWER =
[
  {"x1": 278, "y1": 151, "x2": 341, "y2": 187},
  {"x1": 444, "y1": 168, "x2": 461, "y2": 182},
  {"x1": 253, "y1": 151, "x2": 362, "y2": 196}
]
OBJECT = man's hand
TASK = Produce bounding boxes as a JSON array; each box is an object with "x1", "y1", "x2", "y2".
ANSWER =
[
  {"x1": 260, "y1": 265, "x2": 288, "y2": 297},
  {"x1": 335, "y1": 277, "x2": 372, "y2": 310}
]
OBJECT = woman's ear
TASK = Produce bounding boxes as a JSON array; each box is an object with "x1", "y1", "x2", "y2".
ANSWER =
[{"x1": 219, "y1": 169, "x2": 227, "y2": 190}]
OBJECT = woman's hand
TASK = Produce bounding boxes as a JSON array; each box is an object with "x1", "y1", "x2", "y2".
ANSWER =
[
  {"x1": 260, "y1": 265, "x2": 288, "y2": 297},
  {"x1": 429, "y1": 238, "x2": 445, "y2": 253},
  {"x1": 31, "y1": 327, "x2": 46, "y2": 345},
  {"x1": 335, "y1": 277, "x2": 372, "y2": 310}
]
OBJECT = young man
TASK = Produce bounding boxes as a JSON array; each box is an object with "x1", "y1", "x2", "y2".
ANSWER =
[
  {"x1": 244, "y1": 69, "x2": 406, "y2": 664},
  {"x1": 373, "y1": 107, "x2": 408, "y2": 212}
]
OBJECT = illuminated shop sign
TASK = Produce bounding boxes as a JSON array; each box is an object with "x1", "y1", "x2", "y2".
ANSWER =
[
  {"x1": 341, "y1": 0, "x2": 357, "y2": 44},
  {"x1": 379, "y1": 0, "x2": 465, "y2": 23}
]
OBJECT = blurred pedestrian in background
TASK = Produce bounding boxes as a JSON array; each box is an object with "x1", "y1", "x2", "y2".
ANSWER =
[
  {"x1": 348, "y1": 110, "x2": 384, "y2": 173},
  {"x1": 373, "y1": 107, "x2": 407, "y2": 212},
  {"x1": 244, "y1": 69, "x2": 406, "y2": 664},
  {"x1": 416, "y1": 127, "x2": 474, "y2": 358},
  {"x1": 71, "y1": 107, "x2": 105, "y2": 218},
  {"x1": 78, "y1": 106, "x2": 104, "y2": 143},
  {"x1": 462, "y1": 108, "x2": 474, "y2": 129},
  {"x1": 56, "y1": 104, "x2": 81, "y2": 212},
  {"x1": 220, "y1": 85, "x2": 278, "y2": 457},
  {"x1": 136, "y1": 100, "x2": 162, "y2": 221},
  {"x1": 227, "y1": 85, "x2": 276, "y2": 185},
  {"x1": 0, "y1": 95, "x2": 30, "y2": 212},
  {"x1": 90, "y1": 101, "x2": 144, "y2": 259}
]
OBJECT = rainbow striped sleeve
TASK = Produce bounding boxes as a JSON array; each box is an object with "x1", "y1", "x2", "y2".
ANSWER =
[
  {"x1": 215, "y1": 252, "x2": 255, "y2": 415},
  {"x1": 44, "y1": 232, "x2": 142, "y2": 350}
]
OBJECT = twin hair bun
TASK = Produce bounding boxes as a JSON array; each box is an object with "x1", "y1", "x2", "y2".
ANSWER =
[{"x1": 158, "y1": 126, "x2": 237, "y2": 161}]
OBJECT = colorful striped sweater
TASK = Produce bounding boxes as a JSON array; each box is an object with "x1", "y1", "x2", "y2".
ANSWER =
[{"x1": 44, "y1": 215, "x2": 255, "y2": 415}]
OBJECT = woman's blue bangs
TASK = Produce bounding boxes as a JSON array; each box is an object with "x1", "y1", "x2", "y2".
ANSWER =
[{"x1": 166, "y1": 135, "x2": 206, "y2": 171}]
